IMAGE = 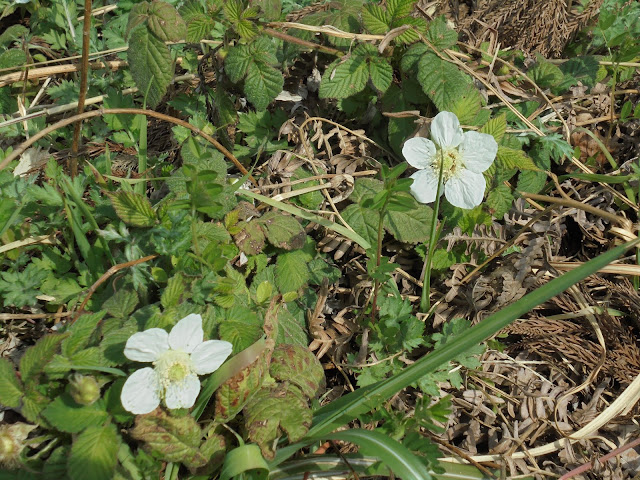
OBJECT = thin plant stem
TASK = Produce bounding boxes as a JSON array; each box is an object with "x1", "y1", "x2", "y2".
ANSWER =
[
  {"x1": 70, "y1": 0, "x2": 92, "y2": 177},
  {"x1": 370, "y1": 195, "x2": 390, "y2": 323},
  {"x1": 420, "y1": 150, "x2": 445, "y2": 313}
]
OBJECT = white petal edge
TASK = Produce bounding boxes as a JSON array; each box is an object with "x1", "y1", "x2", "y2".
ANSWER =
[
  {"x1": 459, "y1": 131, "x2": 498, "y2": 173},
  {"x1": 121, "y1": 367, "x2": 161, "y2": 414},
  {"x1": 430, "y1": 112, "x2": 463, "y2": 149},
  {"x1": 190, "y1": 340, "x2": 233, "y2": 375},
  {"x1": 409, "y1": 169, "x2": 441, "y2": 204},
  {"x1": 168, "y1": 314, "x2": 204, "y2": 353},
  {"x1": 402, "y1": 137, "x2": 436, "y2": 169},
  {"x1": 164, "y1": 374, "x2": 200, "y2": 409},
  {"x1": 445, "y1": 169, "x2": 486, "y2": 209},
  {"x1": 124, "y1": 328, "x2": 169, "y2": 362}
]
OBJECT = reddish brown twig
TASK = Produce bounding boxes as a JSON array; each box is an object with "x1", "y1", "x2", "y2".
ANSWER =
[
  {"x1": 72, "y1": 254, "x2": 157, "y2": 322},
  {"x1": 559, "y1": 436, "x2": 640, "y2": 480}
]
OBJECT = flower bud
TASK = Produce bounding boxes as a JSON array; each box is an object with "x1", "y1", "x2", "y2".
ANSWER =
[
  {"x1": 69, "y1": 373, "x2": 101, "y2": 405},
  {"x1": 0, "y1": 423, "x2": 36, "y2": 469}
]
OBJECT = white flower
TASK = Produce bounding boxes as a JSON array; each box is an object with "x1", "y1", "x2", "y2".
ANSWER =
[
  {"x1": 402, "y1": 111, "x2": 498, "y2": 209},
  {"x1": 120, "y1": 314, "x2": 233, "y2": 415}
]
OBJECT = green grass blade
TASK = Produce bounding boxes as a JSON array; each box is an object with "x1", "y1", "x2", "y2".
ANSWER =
[
  {"x1": 220, "y1": 444, "x2": 269, "y2": 480},
  {"x1": 270, "y1": 237, "x2": 640, "y2": 466}
]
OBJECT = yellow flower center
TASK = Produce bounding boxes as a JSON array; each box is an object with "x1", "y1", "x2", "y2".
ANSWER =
[
  {"x1": 154, "y1": 350, "x2": 194, "y2": 386},
  {"x1": 431, "y1": 147, "x2": 464, "y2": 181}
]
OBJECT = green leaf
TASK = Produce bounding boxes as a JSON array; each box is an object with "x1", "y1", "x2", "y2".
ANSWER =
[
  {"x1": 185, "y1": 13, "x2": 215, "y2": 42},
  {"x1": 42, "y1": 395, "x2": 109, "y2": 433},
  {"x1": 400, "y1": 43, "x2": 428, "y2": 74},
  {"x1": 319, "y1": 56, "x2": 369, "y2": 99},
  {"x1": 275, "y1": 308, "x2": 308, "y2": 346},
  {"x1": 384, "y1": 195, "x2": 434, "y2": 244},
  {"x1": 0, "y1": 49, "x2": 27, "y2": 69},
  {"x1": 224, "y1": 44, "x2": 251, "y2": 83},
  {"x1": 21, "y1": 388, "x2": 50, "y2": 423},
  {"x1": 558, "y1": 56, "x2": 599, "y2": 88},
  {"x1": 417, "y1": 53, "x2": 472, "y2": 112},
  {"x1": 220, "y1": 444, "x2": 269, "y2": 480},
  {"x1": 275, "y1": 250, "x2": 311, "y2": 293},
  {"x1": 62, "y1": 311, "x2": 105, "y2": 357},
  {"x1": 108, "y1": 191, "x2": 157, "y2": 227},
  {"x1": 486, "y1": 184, "x2": 513, "y2": 218},
  {"x1": 215, "y1": 353, "x2": 268, "y2": 423},
  {"x1": 0, "y1": 24, "x2": 28, "y2": 46},
  {"x1": 517, "y1": 169, "x2": 547, "y2": 194},
  {"x1": 369, "y1": 57, "x2": 393, "y2": 93},
  {"x1": 245, "y1": 384, "x2": 312, "y2": 459},
  {"x1": 218, "y1": 309, "x2": 263, "y2": 353},
  {"x1": 126, "y1": 1, "x2": 150, "y2": 39},
  {"x1": 68, "y1": 424, "x2": 120, "y2": 480},
  {"x1": 161, "y1": 274, "x2": 185, "y2": 309},
  {"x1": 20, "y1": 333, "x2": 68, "y2": 384},
  {"x1": 0, "y1": 358, "x2": 23, "y2": 408},
  {"x1": 131, "y1": 410, "x2": 208, "y2": 469},
  {"x1": 426, "y1": 16, "x2": 458, "y2": 49},
  {"x1": 362, "y1": 4, "x2": 390, "y2": 34},
  {"x1": 147, "y1": 0, "x2": 186, "y2": 42},
  {"x1": 480, "y1": 114, "x2": 506, "y2": 143},
  {"x1": 341, "y1": 203, "x2": 380, "y2": 247},
  {"x1": 290, "y1": 167, "x2": 323, "y2": 209},
  {"x1": 127, "y1": 26, "x2": 174, "y2": 108},
  {"x1": 387, "y1": 0, "x2": 414, "y2": 18},
  {"x1": 234, "y1": 220, "x2": 266, "y2": 255},
  {"x1": 245, "y1": 61, "x2": 284, "y2": 111},
  {"x1": 270, "y1": 345, "x2": 325, "y2": 398},
  {"x1": 528, "y1": 57, "x2": 564, "y2": 89},
  {"x1": 102, "y1": 289, "x2": 139, "y2": 318},
  {"x1": 259, "y1": 212, "x2": 305, "y2": 250},
  {"x1": 449, "y1": 84, "x2": 483, "y2": 125},
  {"x1": 496, "y1": 146, "x2": 538, "y2": 171}
]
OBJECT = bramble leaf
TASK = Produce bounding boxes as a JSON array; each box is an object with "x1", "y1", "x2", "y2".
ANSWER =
[
  {"x1": 147, "y1": 0, "x2": 186, "y2": 42},
  {"x1": 362, "y1": 4, "x2": 390, "y2": 34},
  {"x1": 245, "y1": 60, "x2": 284, "y2": 111},
  {"x1": 127, "y1": 26, "x2": 173, "y2": 108},
  {"x1": 496, "y1": 146, "x2": 538, "y2": 171},
  {"x1": 259, "y1": 212, "x2": 305, "y2": 250},
  {"x1": 486, "y1": 184, "x2": 513, "y2": 218},
  {"x1": 42, "y1": 395, "x2": 109, "y2": 434},
  {"x1": 0, "y1": 358, "x2": 23, "y2": 408},
  {"x1": 270, "y1": 344, "x2": 325, "y2": 398},
  {"x1": 108, "y1": 191, "x2": 157, "y2": 227},
  {"x1": 20, "y1": 333, "x2": 68, "y2": 384},
  {"x1": 480, "y1": 114, "x2": 507, "y2": 143},
  {"x1": 417, "y1": 53, "x2": 472, "y2": 112},
  {"x1": 319, "y1": 56, "x2": 369, "y2": 99}
]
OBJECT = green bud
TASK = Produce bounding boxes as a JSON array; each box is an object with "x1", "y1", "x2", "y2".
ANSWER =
[
  {"x1": 69, "y1": 373, "x2": 101, "y2": 406},
  {"x1": 0, "y1": 423, "x2": 36, "y2": 469}
]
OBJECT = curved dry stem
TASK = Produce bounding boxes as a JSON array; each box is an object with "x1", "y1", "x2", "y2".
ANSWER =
[{"x1": 0, "y1": 107, "x2": 257, "y2": 185}]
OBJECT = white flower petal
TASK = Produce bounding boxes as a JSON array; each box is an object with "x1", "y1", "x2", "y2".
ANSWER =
[
  {"x1": 459, "y1": 131, "x2": 498, "y2": 173},
  {"x1": 121, "y1": 368, "x2": 161, "y2": 414},
  {"x1": 190, "y1": 340, "x2": 233, "y2": 375},
  {"x1": 124, "y1": 328, "x2": 169, "y2": 362},
  {"x1": 431, "y1": 112, "x2": 463, "y2": 148},
  {"x1": 402, "y1": 137, "x2": 437, "y2": 169},
  {"x1": 168, "y1": 314, "x2": 204, "y2": 353},
  {"x1": 445, "y1": 169, "x2": 486, "y2": 209},
  {"x1": 409, "y1": 169, "x2": 441, "y2": 204},
  {"x1": 164, "y1": 374, "x2": 200, "y2": 409}
]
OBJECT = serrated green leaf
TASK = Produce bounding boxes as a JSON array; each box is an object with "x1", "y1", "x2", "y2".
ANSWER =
[
  {"x1": 400, "y1": 43, "x2": 428, "y2": 73},
  {"x1": 449, "y1": 84, "x2": 483, "y2": 125},
  {"x1": 20, "y1": 333, "x2": 68, "y2": 383},
  {"x1": 369, "y1": 57, "x2": 393, "y2": 93},
  {"x1": 0, "y1": 358, "x2": 23, "y2": 407},
  {"x1": 384, "y1": 198, "x2": 434, "y2": 244},
  {"x1": 259, "y1": 212, "x2": 305, "y2": 250},
  {"x1": 218, "y1": 314, "x2": 263, "y2": 353},
  {"x1": 558, "y1": 56, "x2": 598, "y2": 89},
  {"x1": 215, "y1": 354, "x2": 268, "y2": 422},
  {"x1": 21, "y1": 388, "x2": 50, "y2": 423},
  {"x1": 517, "y1": 169, "x2": 547, "y2": 194},
  {"x1": 186, "y1": 13, "x2": 215, "y2": 42},
  {"x1": 126, "y1": 2, "x2": 150, "y2": 39},
  {"x1": 62, "y1": 311, "x2": 105, "y2": 357},
  {"x1": 0, "y1": 24, "x2": 28, "y2": 46},
  {"x1": 68, "y1": 424, "x2": 120, "y2": 480},
  {"x1": 426, "y1": 16, "x2": 458, "y2": 49},
  {"x1": 103, "y1": 289, "x2": 139, "y2": 318},
  {"x1": 225, "y1": 44, "x2": 251, "y2": 83},
  {"x1": 290, "y1": 166, "x2": 323, "y2": 209},
  {"x1": 147, "y1": 0, "x2": 186, "y2": 42},
  {"x1": 275, "y1": 308, "x2": 308, "y2": 346},
  {"x1": 179, "y1": 0, "x2": 204, "y2": 21},
  {"x1": 528, "y1": 57, "x2": 564, "y2": 89},
  {"x1": 0, "y1": 49, "x2": 27, "y2": 69},
  {"x1": 42, "y1": 395, "x2": 109, "y2": 433},
  {"x1": 486, "y1": 184, "x2": 513, "y2": 218},
  {"x1": 480, "y1": 114, "x2": 506, "y2": 143},
  {"x1": 362, "y1": 4, "x2": 391, "y2": 34},
  {"x1": 496, "y1": 146, "x2": 538, "y2": 171},
  {"x1": 391, "y1": 16, "x2": 426, "y2": 44},
  {"x1": 245, "y1": 384, "x2": 312, "y2": 460},
  {"x1": 245, "y1": 61, "x2": 284, "y2": 110},
  {"x1": 222, "y1": 0, "x2": 243, "y2": 22},
  {"x1": 319, "y1": 55, "x2": 369, "y2": 99},
  {"x1": 275, "y1": 250, "x2": 311, "y2": 293},
  {"x1": 161, "y1": 273, "x2": 185, "y2": 309},
  {"x1": 387, "y1": 0, "x2": 415, "y2": 18},
  {"x1": 270, "y1": 344, "x2": 325, "y2": 398},
  {"x1": 341, "y1": 203, "x2": 380, "y2": 247},
  {"x1": 127, "y1": 26, "x2": 174, "y2": 108},
  {"x1": 108, "y1": 190, "x2": 157, "y2": 227},
  {"x1": 233, "y1": 220, "x2": 266, "y2": 255},
  {"x1": 418, "y1": 53, "x2": 472, "y2": 112},
  {"x1": 131, "y1": 410, "x2": 207, "y2": 468}
]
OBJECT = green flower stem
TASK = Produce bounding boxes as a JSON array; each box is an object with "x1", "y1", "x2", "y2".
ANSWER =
[
  {"x1": 420, "y1": 151, "x2": 445, "y2": 313},
  {"x1": 370, "y1": 194, "x2": 391, "y2": 323}
]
